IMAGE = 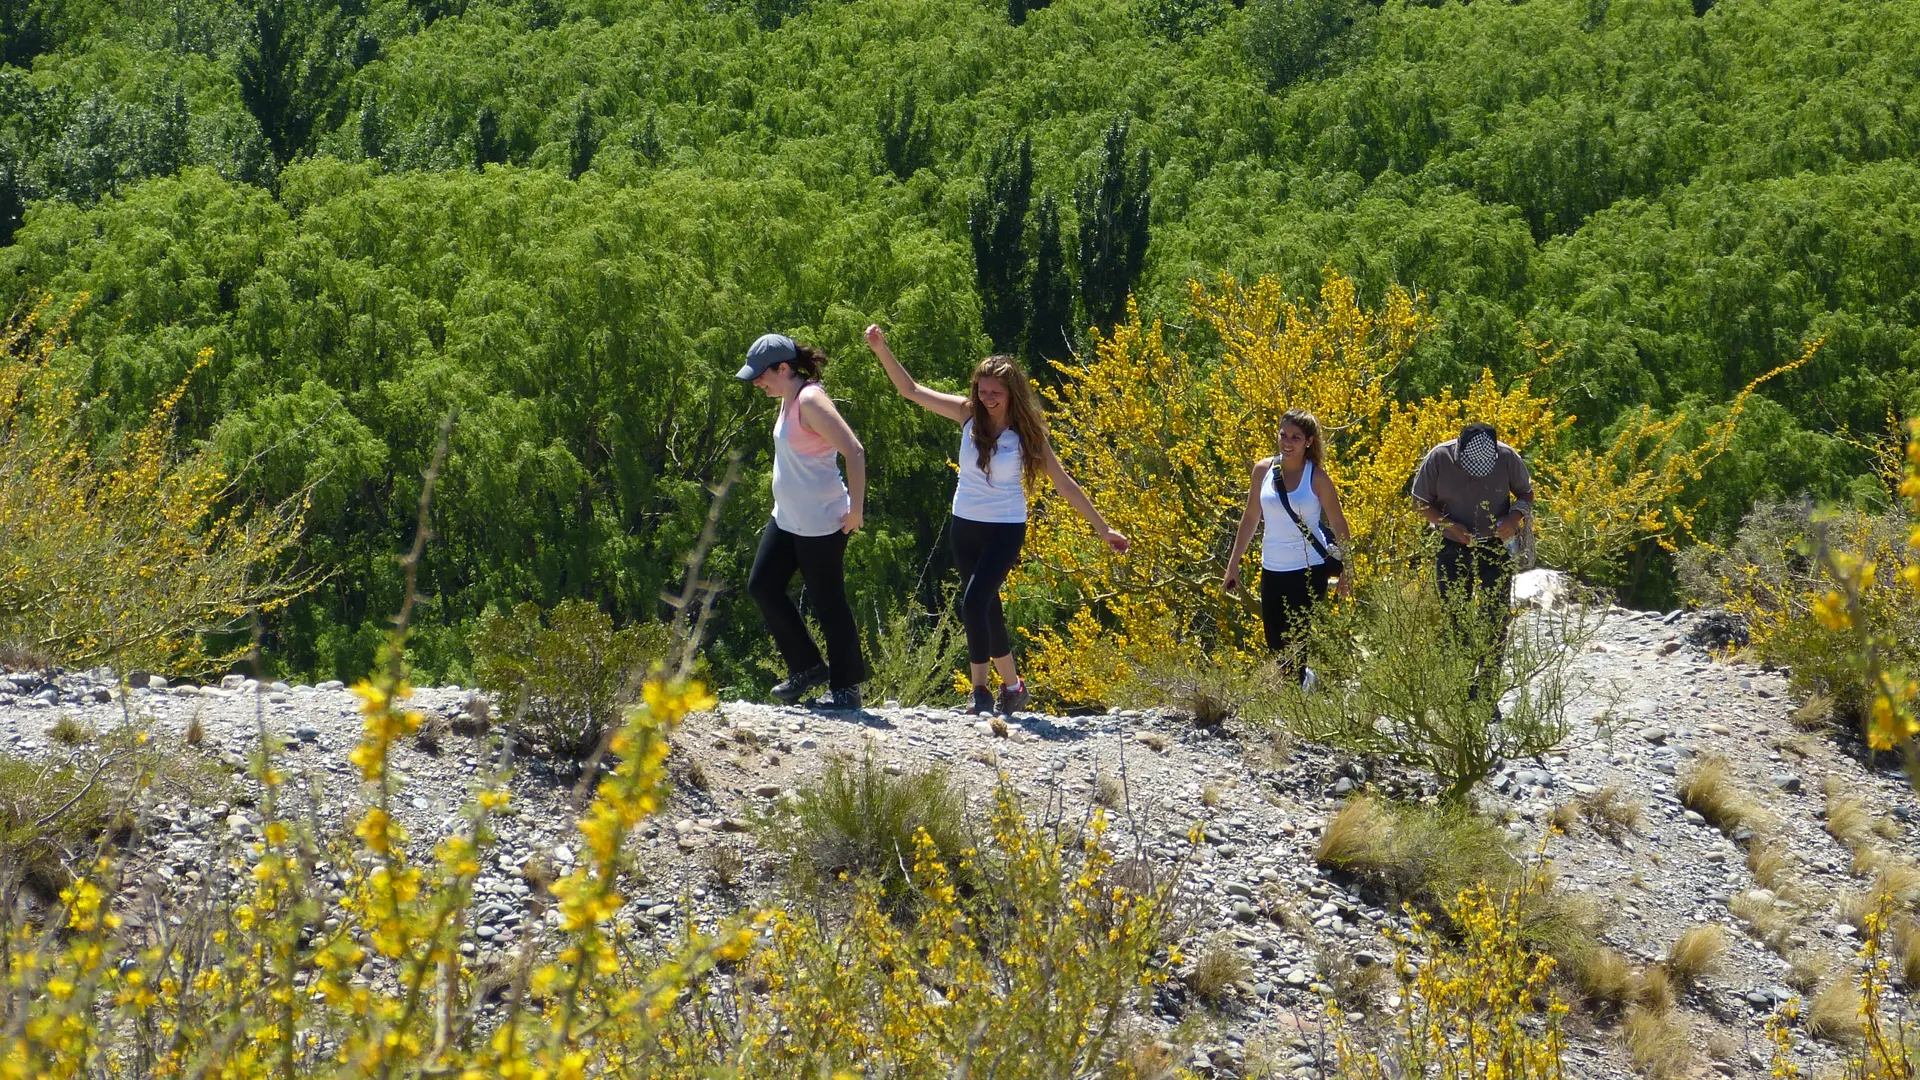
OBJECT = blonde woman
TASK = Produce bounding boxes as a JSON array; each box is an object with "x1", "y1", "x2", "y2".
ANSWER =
[
  {"x1": 865, "y1": 325, "x2": 1128, "y2": 715},
  {"x1": 1224, "y1": 409, "x2": 1352, "y2": 681}
]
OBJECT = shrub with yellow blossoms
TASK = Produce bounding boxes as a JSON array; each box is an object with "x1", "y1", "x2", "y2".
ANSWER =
[{"x1": 1017, "y1": 272, "x2": 1803, "y2": 708}]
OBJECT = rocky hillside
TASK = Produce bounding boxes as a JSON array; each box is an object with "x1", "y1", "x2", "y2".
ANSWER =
[{"x1": 3, "y1": 590, "x2": 1917, "y2": 1079}]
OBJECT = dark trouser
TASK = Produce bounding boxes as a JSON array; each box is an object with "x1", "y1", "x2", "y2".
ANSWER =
[
  {"x1": 1436, "y1": 539, "x2": 1514, "y2": 699},
  {"x1": 748, "y1": 519, "x2": 868, "y2": 689},
  {"x1": 950, "y1": 516, "x2": 1027, "y2": 667},
  {"x1": 1260, "y1": 565, "x2": 1331, "y2": 668}
]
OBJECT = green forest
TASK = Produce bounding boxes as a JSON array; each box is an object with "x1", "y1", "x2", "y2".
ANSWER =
[{"x1": 3, "y1": 0, "x2": 1917, "y2": 690}]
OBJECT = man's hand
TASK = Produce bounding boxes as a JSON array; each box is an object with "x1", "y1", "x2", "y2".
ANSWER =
[{"x1": 1494, "y1": 512, "x2": 1522, "y2": 542}]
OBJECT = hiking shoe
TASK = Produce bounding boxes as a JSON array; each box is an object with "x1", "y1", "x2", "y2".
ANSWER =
[
  {"x1": 770, "y1": 663, "x2": 828, "y2": 705},
  {"x1": 811, "y1": 685, "x2": 863, "y2": 712},
  {"x1": 996, "y1": 680, "x2": 1030, "y2": 716},
  {"x1": 967, "y1": 686, "x2": 994, "y2": 716}
]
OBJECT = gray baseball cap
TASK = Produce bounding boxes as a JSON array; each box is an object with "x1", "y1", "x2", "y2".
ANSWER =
[{"x1": 737, "y1": 333, "x2": 797, "y2": 380}]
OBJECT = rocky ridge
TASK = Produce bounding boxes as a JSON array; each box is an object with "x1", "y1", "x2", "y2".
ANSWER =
[{"x1": 3, "y1": 594, "x2": 1918, "y2": 1079}]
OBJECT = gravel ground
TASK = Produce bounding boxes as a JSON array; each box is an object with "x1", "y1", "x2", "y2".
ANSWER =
[{"x1": 3, "y1": 582, "x2": 1916, "y2": 1079}]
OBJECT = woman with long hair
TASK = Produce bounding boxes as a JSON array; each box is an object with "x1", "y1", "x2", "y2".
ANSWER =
[
  {"x1": 1223, "y1": 409, "x2": 1352, "y2": 680},
  {"x1": 738, "y1": 333, "x2": 869, "y2": 710},
  {"x1": 864, "y1": 325, "x2": 1128, "y2": 715}
]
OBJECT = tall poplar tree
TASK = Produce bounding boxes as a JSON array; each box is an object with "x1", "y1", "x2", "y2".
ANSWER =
[
  {"x1": 969, "y1": 134, "x2": 1033, "y2": 355},
  {"x1": 1075, "y1": 118, "x2": 1151, "y2": 333}
]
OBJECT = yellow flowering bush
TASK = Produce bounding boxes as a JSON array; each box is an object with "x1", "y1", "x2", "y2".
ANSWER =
[
  {"x1": 0, "y1": 294, "x2": 309, "y2": 675},
  {"x1": 1769, "y1": 896, "x2": 1919, "y2": 1079},
  {"x1": 1019, "y1": 271, "x2": 1799, "y2": 708},
  {"x1": 1, "y1": 630, "x2": 1178, "y2": 1078},
  {"x1": 1333, "y1": 860, "x2": 1569, "y2": 1080},
  {"x1": 1698, "y1": 418, "x2": 1920, "y2": 761}
]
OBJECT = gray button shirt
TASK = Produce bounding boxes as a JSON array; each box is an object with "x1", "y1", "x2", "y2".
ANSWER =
[{"x1": 1410, "y1": 439, "x2": 1533, "y2": 539}]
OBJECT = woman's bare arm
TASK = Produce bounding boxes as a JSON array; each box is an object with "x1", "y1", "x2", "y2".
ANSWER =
[
  {"x1": 864, "y1": 325, "x2": 970, "y2": 423},
  {"x1": 1224, "y1": 459, "x2": 1269, "y2": 592},
  {"x1": 797, "y1": 387, "x2": 866, "y2": 533},
  {"x1": 1035, "y1": 436, "x2": 1128, "y2": 553}
]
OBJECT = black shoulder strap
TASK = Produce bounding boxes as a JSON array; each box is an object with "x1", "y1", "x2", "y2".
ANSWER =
[{"x1": 1275, "y1": 461, "x2": 1333, "y2": 562}]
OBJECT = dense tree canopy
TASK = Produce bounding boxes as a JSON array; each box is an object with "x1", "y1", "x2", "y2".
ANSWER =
[{"x1": 3, "y1": 0, "x2": 1918, "y2": 686}]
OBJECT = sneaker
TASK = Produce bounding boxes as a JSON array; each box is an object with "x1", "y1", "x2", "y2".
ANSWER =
[
  {"x1": 967, "y1": 686, "x2": 994, "y2": 715},
  {"x1": 770, "y1": 663, "x2": 828, "y2": 705},
  {"x1": 811, "y1": 685, "x2": 862, "y2": 712},
  {"x1": 996, "y1": 679, "x2": 1030, "y2": 716}
]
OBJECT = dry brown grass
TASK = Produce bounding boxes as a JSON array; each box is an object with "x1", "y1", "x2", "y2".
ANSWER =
[
  {"x1": 1093, "y1": 773, "x2": 1124, "y2": 809},
  {"x1": 1790, "y1": 692, "x2": 1835, "y2": 730},
  {"x1": 1315, "y1": 948, "x2": 1392, "y2": 1014},
  {"x1": 1869, "y1": 861, "x2": 1920, "y2": 907},
  {"x1": 1576, "y1": 784, "x2": 1643, "y2": 843},
  {"x1": 1665, "y1": 924, "x2": 1726, "y2": 987},
  {"x1": 1838, "y1": 889, "x2": 1877, "y2": 937},
  {"x1": 1200, "y1": 782, "x2": 1226, "y2": 808},
  {"x1": 1137, "y1": 731, "x2": 1167, "y2": 752},
  {"x1": 1316, "y1": 796, "x2": 1393, "y2": 869},
  {"x1": 1566, "y1": 946, "x2": 1635, "y2": 1011},
  {"x1": 1678, "y1": 755, "x2": 1768, "y2": 835},
  {"x1": 1186, "y1": 936, "x2": 1251, "y2": 1005},
  {"x1": 184, "y1": 713, "x2": 205, "y2": 746},
  {"x1": 1621, "y1": 1005, "x2": 1692, "y2": 1079},
  {"x1": 46, "y1": 715, "x2": 93, "y2": 745},
  {"x1": 1730, "y1": 890, "x2": 1797, "y2": 954},
  {"x1": 1747, "y1": 838, "x2": 1797, "y2": 896},
  {"x1": 1548, "y1": 802, "x2": 1580, "y2": 833},
  {"x1": 1787, "y1": 950, "x2": 1839, "y2": 993},
  {"x1": 1632, "y1": 965, "x2": 1675, "y2": 1014},
  {"x1": 703, "y1": 843, "x2": 745, "y2": 890},
  {"x1": 1825, "y1": 793, "x2": 1876, "y2": 851},
  {"x1": 1805, "y1": 976, "x2": 1864, "y2": 1046},
  {"x1": 1896, "y1": 919, "x2": 1920, "y2": 990}
]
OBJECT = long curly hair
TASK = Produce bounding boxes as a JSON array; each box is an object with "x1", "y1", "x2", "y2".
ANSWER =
[
  {"x1": 1271, "y1": 409, "x2": 1326, "y2": 493},
  {"x1": 969, "y1": 354, "x2": 1049, "y2": 493}
]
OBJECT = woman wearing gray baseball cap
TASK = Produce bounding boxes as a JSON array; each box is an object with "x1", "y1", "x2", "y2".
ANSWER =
[{"x1": 738, "y1": 333, "x2": 869, "y2": 710}]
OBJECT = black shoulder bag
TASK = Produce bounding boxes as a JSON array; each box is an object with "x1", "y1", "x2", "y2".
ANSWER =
[{"x1": 1276, "y1": 465, "x2": 1344, "y2": 578}]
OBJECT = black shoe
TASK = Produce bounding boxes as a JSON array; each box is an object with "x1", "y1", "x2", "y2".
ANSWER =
[
  {"x1": 811, "y1": 685, "x2": 862, "y2": 712},
  {"x1": 770, "y1": 663, "x2": 828, "y2": 705},
  {"x1": 967, "y1": 686, "x2": 994, "y2": 715},
  {"x1": 996, "y1": 680, "x2": 1030, "y2": 716}
]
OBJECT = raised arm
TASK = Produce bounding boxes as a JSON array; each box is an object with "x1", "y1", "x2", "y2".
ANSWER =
[
  {"x1": 796, "y1": 386, "x2": 866, "y2": 533},
  {"x1": 1034, "y1": 435, "x2": 1129, "y2": 554},
  {"x1": 863, "y1": 325, "x2": 971, "y2": 423},
  {"x1": 1223, "y1": 459, "x2": 1269, "y2": 593}
]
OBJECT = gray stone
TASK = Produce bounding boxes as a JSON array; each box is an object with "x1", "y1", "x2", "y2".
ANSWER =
[
  {"x1": 1232, "y1": 902, "x2": 1259, "y2": 923},
  {"x1": 1770, "y1": 772, "x2": 1802, "y2": 793},
  {"x1": 1640, "y1": 727, "x2": 1669, "y2": 745}
]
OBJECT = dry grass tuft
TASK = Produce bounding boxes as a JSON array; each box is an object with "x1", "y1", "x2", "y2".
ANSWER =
[
  {"x1": 1566, "y1": 945, "x2": 1635, "y2": 1011},
  {"x1": 988, "y1": 716, "x2": 1010, "y2": 739},
  {"x1": 1186, "y1": 936, "x2": 1251, "y2": 1005},
  {"x1": 1316, "y1": 796, "x2": 1393, "y2": 870},
  {"x1": 1200, "y1": 782, "x2": 1226, "y2": 808},
  {"x1": 1730, "y1": 890, "x2": 1797, "y2": 955},
  {"x1": 1632, "y1": 965, "x2": 1675, "y2": 1014},
  {"x1": 1787, "y1": 950, "x2": 1839, "y2": 994},
  {"x1": 1747, "y1": 838, "x2": 1796, "y2": 895},
  {"x1": 1315, "y1": 948, "x2": 1393, "y2": 1014},
  {"x1": 1678, "y1": 755, "x2": 1767, "y2": 834},
  {"x1": 1093, "y1": 773, "x2": 1124, "y2": 809},
  {"x1": 1576, "y1": 783, "x2": 1643, "y2": 842},
  {"x1": 183, "y1": 713, "x2": 205, "y2": 747},
  {"x1": 413, "y1": 713, "x2": 447, "y2": 754},
  {"x1": 1548, "y1": 801, "x2": 1580, "y2": 833},
  {"x1": 1869, "y1": 861, "x2": 1920, "y2": 907},
  {"x1": 1825, "y1": 793, "x2": 1876, "y2": 851},
  {"x1": 1137, "y1": 731, "x2": 1168, "y2": 752},
  {"x1": 1896, "y1": 919, "x2": 1920, "y2": 990},
  {"x1": 703, "y1": 844, "x2": 745, "y2": 890},
  {"x1": 1620, "y1": 1004, "x2": 1692, "y2": 1079},
  {"x1": 1665, "y1": 924, "x2": 1726, "y2": 987},
  {"x1": 1837, "y1": 889, "x2": 1877, "y2": 936},
  {"x1": 1790, "y1": 692, "x2": 1835, "y2": 730},
  {"x1": 968, "y1": 747, "x2": 999, "y2": 767},
  {"x1": 46, "y1": 715, "x2": 93, "y2": 745},
  {"x1": 1805, "y1": 976, "x2": 1864, "y2": 1045}
]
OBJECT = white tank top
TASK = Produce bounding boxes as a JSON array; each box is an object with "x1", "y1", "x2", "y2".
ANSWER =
[
  {"x1": 770, "y1": 387, "x2": 850, "y2": 537},
  {"x1": 1260, "y1": 459, "x2": 1325, "y2": 572},
  {"x1": 951, "y1": 420, "x2": 1027, "y2": 524}
]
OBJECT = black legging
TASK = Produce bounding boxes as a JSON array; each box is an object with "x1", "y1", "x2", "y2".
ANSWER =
[
  {"x1": 1436, "y1": 540, "x2": 1514, "y2": 700},
  {"x1": 1261, "y1": 564, "x2": 1331, "y2": 666},
  {"x1": 950, "y1": 516, "x2": 1027, "y2": 666},
  {"x1": 747, "y1": 520, "x2": 868, "y2": 689}
]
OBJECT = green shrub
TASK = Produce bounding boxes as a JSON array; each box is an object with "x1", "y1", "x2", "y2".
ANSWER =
[
  {"x1": 1290, "y1": 572, "x2": 1592, "y2": 801},
  {"x1": 469, "y1": 599, "x2": 667, "y2": 758},
  {"x1": 766, "y1": 749, "x2": 969, "y2": 898},
  {"x1": 863, "y1": 589, "x2": 967, "y2": 708}
]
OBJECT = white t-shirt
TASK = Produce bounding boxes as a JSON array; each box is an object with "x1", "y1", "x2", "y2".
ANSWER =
[{"x1": 951, "y1": 420, "x2": 1027, "y2": 524}]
